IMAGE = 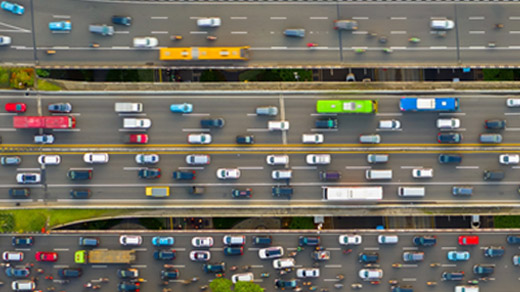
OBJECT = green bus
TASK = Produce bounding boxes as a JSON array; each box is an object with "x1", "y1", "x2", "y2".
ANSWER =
[{"x1": 316, "y1": 100, "x2": 378, "y2": 114}]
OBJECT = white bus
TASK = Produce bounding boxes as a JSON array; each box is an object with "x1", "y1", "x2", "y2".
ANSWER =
[{"x1": 322, "y1": 186, "x2": 383, "y2": 201}]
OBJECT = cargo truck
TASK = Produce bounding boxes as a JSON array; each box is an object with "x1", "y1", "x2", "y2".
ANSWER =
[
  {"x1": 13, "y1": 116, "x2": 76, "y2": 129},
  {"x1": 74, "y1": 249, "x2": 136, "y2": 264}
]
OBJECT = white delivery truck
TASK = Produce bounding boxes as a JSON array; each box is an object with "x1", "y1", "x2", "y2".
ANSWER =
[
  {"x1": 115, "y1": 102, "x2": 143, "y2": 113},
  {"x1": 123, "y1": 118, "x2": 151, "y2": 129}
]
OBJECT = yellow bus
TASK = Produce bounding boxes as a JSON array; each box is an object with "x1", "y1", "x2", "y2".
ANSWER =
[{"x1": 159, "y1": 46, "x2": 250, "y2": 61}]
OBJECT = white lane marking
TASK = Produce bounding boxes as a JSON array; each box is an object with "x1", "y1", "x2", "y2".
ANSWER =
[
  {"x1": 402, "y1": 278, "x2": 416, "y2": 281},
  {"x1": 230, "y1": 17, "x2": 247, "y2": 20},
  {"x1": 510, "y1": 16, "x2": 520, "y2": 20},
  {"x1": 364, "y1": 247, "x2": 380, "y2": 251},
  {"x1": 376, "y1": 128, "x2": 403, "y2": 132},
  {"x1": 505, "y1": 113, "x2": 520, "y2": 116},
  {"x1": 53, "y1": 248, "x2": 69, "y2": 251},
  {"x1": 15, "y1": 248, "x2": 30, "y2": 251},
  {"x1": 506, "y1": 128, "x2": 520, "y2": 131},
  {"x1": 151, "y1": 31, "x2": 168, "y2": 34},
  {"x1": 292, "y1": 166, "x2": 317, "y2": 170},
  {"x1": 402, "y1": 247, "x2": 418, "y2": 250},
  {"x1": 209, "y1": 248, "x2": 223, "y2": 251},
  {"x1": 231, "y1": 31, "x2": 247, "y2": 34},
  {"x1": 123, "y1": 167, "x2": 142, "y2": 171},
  {"x1": 311, "y1": 113, "x2": 337, "y2": 117},
  {"x1": 353, "y1": 31, "x2": 368, "y2": 35},
  {"x1": 182, "y1": 128, "x2": 210, "y2": 132},
  {"x1": 510, "y1": 31, "x2": 520, "y2": 34},
  {"x1": 0, "y1": 128, "x2": 16, "y2": 131},
  {"x1": 352, "y1": 17, "x2": 369, "y2": 20},
  {"x1": 439, "y1": 112, "x2": 466, "y2": 116},
  {"x1": 440, "y1": 128, "x2": 466, "y2": 131},
  {"x1": 131, "y1": 265, "x2": 147, "y2": 268},
  {"x1": 271, "y1": 47, "x2": 287, "y2": 50},
  {"x1": 441, "y1": 264, "x2": 457, "y2": 267},
  {"x1": 0, "y1": 113, "x2": 16, "y2": 116},
  {"x1": 133, "y1": 248, "x2": 147, "y2": 251},
  {"x1": 441, "y1": 247, "x2": 456, "y2": 250},
  {"x1": 430, "y1": 46, "x2": 448, "y2": 49},
  {"x1": 456, "y1": 166, "x2": 479, "y2": 169},
  {"x1": 247, "y1": 128, "x2": 269, "y2": 132},
  {"x1": 183, "y1": 113, "x2": 210, "y2": 117},
  {"x1": 310, "y1": 17, "x2": 328, "y2": 20},
  {"x1": 346, "y1": 166, "x2": 371, "y2": 170},
  {"x1": 469, "y1": 16, "x2": 485, "y2": 20},
  {"x1": 401, "y1": 166, "x2": 422, "y2": 169},
  {"x1": 328, "y1": 248, "x2": 341, "y2": 251},
  {"x1": 118, "y1": 113, "x2": 146, "y2": 117},
  {"x1": 324, "y1": 265, "x2": 342, "y2": 268},
  {"x1": 238, "y1": 166, "x2": 264, "y2": 170},
  {"x1": 391, "y1": 17, "x2": 407, "y2": 20},
  {"x1": 16, "y1": 168, "x2": 41, "y2": 171},
  {"x1": 247, "y1": 113, "x2": 257, "y2": 116},
  {"x1": 391, "y1": 31, "x2": 407, "y2": 34},
  {"x1": 270, "y1": 17, "x2": 287, "y2": 20},
  {"x1": 0, "y1": 21, "x2": 31, "y2": 33},
  {"x1": 119, "y1": 129, "x2": 147, "y2": 132},
  {"x1": 53, "y1": 128, "x2": 80, "y2": 132},
  {"x1": 166, "y1": 265, "x2": 185, "y2": 268},
  {"x1": 92, "y1": 265, "x2": 108, "y2": 268},
  {"x1": 190, "y1": 31, "x2": 208, "y2": 35},
  {"x1": 151, "y1": 16, "x2": 168, "y2": 20},
  {"x1": 53, "y1": 265, "x2": 69, "y2": 268},
  {"x1": 52, "y1": 15, "x2": 71, "y2": 19},
  {"x1": 469, "y1": 31, "x2": 485, "y2": 34},
  {"x1": 469, "y1": 46, "x2": 486, "y2": 49},
  {"x1": 248, "y1": 248, "x2": 259, "y2": 251},
  {"x1": 376, "y1": 113, "x2": 403, "y2": 116},
  {"x1": 509, "y1": 46, "x2": 520, "y2": 49},
  {"x1": 178, "y1": 167, "x2": 204, "y2": 170},
  {"x1": 114, "y1": 31, "x2": 130, "y2": 34},
  {"x1": 251, "y1": 265, "x2": 264, "y2": 268},
  {"x1": 311, "y1": 128, "x2": 337, "y2": 132}
]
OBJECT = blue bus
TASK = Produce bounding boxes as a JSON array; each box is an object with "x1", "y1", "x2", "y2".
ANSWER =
[{"x1": 400, "y1": 98, "x2": 460, "y2": 112}]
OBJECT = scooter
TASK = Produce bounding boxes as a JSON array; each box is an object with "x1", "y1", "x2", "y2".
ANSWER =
[
  {"x1": 170, "y1": 35, "x2": 183, "y2": 40},
  {"x1": 409, "y1": 37, "x2": 421, "y2": 43},
  {"x1": 207, "y1": 36, "x2": 217, "y2": 41},
  {"x1": 260, "y1": 273, "x2": 270, "y2": 278},
  {"x1": 90, "y1": 43, "x2": 100, "y2": 48},
  {"x1": 307, "y1": 43, "x2": 318, "y2": 48}
]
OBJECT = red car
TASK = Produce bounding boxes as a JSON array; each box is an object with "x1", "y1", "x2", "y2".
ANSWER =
[
  {"x1": 125, "y1": 134, "x2": 148, "y2": 144},
  {"x1": 458, "y1": 235, "x2": 479, "y2": 246},
  {"x1": 5, "y1": 103, "x2": 26, "y2": 113},
  {"x1": 35, "y1": 251, "x2": 58, "y2": 262}
]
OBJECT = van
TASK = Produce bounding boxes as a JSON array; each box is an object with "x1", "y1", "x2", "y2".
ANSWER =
[
  {"x1": 377, "y1": 235, "x2": 399, "y2": 244},
  {"x1": 398, "y1": 187, "x2": 425, "y2": 197},
  {"x1": 455, "y1": 286, "x2": 479, "y2": 292},
  {"x1": 145, "y1": 186, "x2": 170, "y2": 197},
  {"x1": 231, "y1": 272, "x2": 254, "y2": 283},
  {"x1": 367, "y1": 154, "x2": 388, "y2": 164},
  {"x1": 273, "y1": 258, "x2": 295, "y2": 269},
  {"x1": 430, "y1": 19, "x2": 455, "y2": 30},
  {"x1": 283, "y1": 29, "x2": 305, "y2": 38},
  {"x1": 272, "y1": 169, "x2": 292, "y2": 180},
  {"x1": 89, "y1": 24, "x2": 114, "y2": 36},
  {"x1": 78, "y1": 237, "x2": 99, "y2": 247},
  {"x1": 452, "y1": 186, "x2": 473, "y2": 196},
  {"x1": 365, "y1": 169, "x2": 392, "y2": 180},
  {"x1": 479, "y1": 133, "x2": 502, "y2": 143},
  {"x1": 319, "y1": 171, "x2": 341, "y2": 181},
  {"x1": 114, "y1": 102, "x2": 143, "y2": 113}
]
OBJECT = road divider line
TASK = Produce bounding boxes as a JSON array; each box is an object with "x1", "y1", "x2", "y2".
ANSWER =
[
  {"x1": 131, "y1": 265, "x2": 147, "y2": 268},
  {"x1": 292, "y1": 166, "x2": 317, "y2": 170},
  {"x1": 391, "y1": 17, "x2": 407, "y2": 20},
  {"x1": 311, "y1": 128, "x2": 337, "y2": 132},
  {"x1": 270, "y1": 17, "x2": 287, "y2": 20},
  {"x1": 53, "y1": 129, "x2": 80, "y2": 132},
  {"x1": 53, "y1": 265, "x2": 69, "y2": 268},
  {"x1": 505, "y1": 113, "x2": 520, "y2": 116},
  {"x1": 456, "y1": 166, "x2": 479, "y2": 169},
  {"x1": 190, "y1": 31, "x2": 208, "y2": 35},
  {"x1": 469, "y1": 46, "x2": 486, "y2": 49},
  {"x1": 231, "y1": 31, "x2": 248, "y2": 35},
  {"x1": 469, "y1": 31, "x2": 485, "y2": 34},
  {"x1": 506, "y1": 128, "x2": 520, "y2": 131},
  {"x1": 364, "y1": 247, "x2": 379, "y2": 251},
  {"x1": 123, "y1": 167, "x2": 142, "y2": 171},
  {"x1": 402, "y1": 247, "x2": 418, "y2": 250},
  {"x1": 440, "y1": 128, "x2": 466, "y2": 131},
  {"x1": 510, "y1": 31, "x2": 520, "y2": 34},
  {"x1": 238, "y1": 166, "x2": 264, "y2": 170},
  {"x1": 352, "y1": 17, "x2": 369, "y2": 20},
  {"x1": 346, "y1": 166, "x2": 371, "y2": 170},
  {"x1": 391, "y1": 31, "x2": 406, "y2": 34},
  {"x1": 328, "y1": 248, "x2": 341, "y2": 251},
  {"x1": 376, "y1": 128, "x2": 403, "y2": 132},
  {"x1": 270, "y1": 47, "x2": 288, "y2": 50},
  {"x1": 248, "y1": 248, "x2": 259, "y2": 251},
  {"x1": 183, "y1": 113, "x2": 210, "y2": 116},
  {"x1": 310, "y1": 17, "x2": 328, "y2": 20},
  {"x1": 113, "y1": 31, "x2": 130, "y2": 34},
  {"x1": 209, "y1": 248, "x2": 223, "y2": 251},
  {"x1": 401, "y1": 166, "x2": 422, "y2": 169},
  {"x1": 133, "y1": 248, "x2": 147, "y2": 251},
  {"x1": 230, "y1": 17, "x2": 247, "y2": 20},
  {"x1": 92, "y1": 265, "x2": 107, "y2": 268},
  {"x1": 439, "y1": 112, "x2": 466, "y2": 116},
  {"x1": 469, "y1": 16, "x2": 485, "y2": 20},
  {"x1": 430, "y1": 46, "x2": 448, "y2": 49},
  {"x1": 119, "y1": 129, "x2": 146, "y2": 132},
  {"x1": 151, "y1": 31, "x2": 168, "y2": 34},
  {"x1": 402, "y1": 278, "x2": 416, "y2": 281},
  {"x1": 311, "y1": 113, "x2": 337, "y2": 116},
  {"x1": 119, "y1": 113, "x2": 146, "y2": 117},
  {"x1": 509, "y1": 16, "x2": 520, "y2": 20},
  {"x1": 251, "y1": 265, "x2": 263, "y2": 268},
  {"x1": 16, "y1": 168, "x2": 40, "y2": 171},
  {"x1": 441, "y1": 247, "x2": 456, "y2": 250},
  {"x1": 246, "y1": 113, "x2": 257, "y2": 116},
  {"x1": 324, "y1": 278, "x2": 340, "y2": 282},
  {"x1": 247, "y1": 128, "x2": 269, "y2": 132},
  {"x1": 178, "y1": 167, "x2": 204, "y2": 170},
  {"x1": 151, "y1": 16, "x2": 168, "y2": 20},
  {"x1": 52, "y1": 15, "x2": 71, "y2": 19},
  {"x1": 53, "y1": 248, "x2": 69, "y2": 251},
  {"x1": 182, "y1": 128, "x2": 210, "y2": 132},
  {"x1": 441, "y1": 264, "x2": 457, "y2": 267},
  {"x1": 15, "y1": 248, "x2": 30, "y2": 251}
]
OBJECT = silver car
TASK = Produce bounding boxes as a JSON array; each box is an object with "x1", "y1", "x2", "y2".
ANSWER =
[{"x1": 359, "y1": 134, "x2": 381, "y2": 144}]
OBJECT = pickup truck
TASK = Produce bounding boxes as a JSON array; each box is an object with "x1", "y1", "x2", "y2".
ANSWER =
[{"x1": 123, "y1": 118, "x2": 151, "y2": 129}]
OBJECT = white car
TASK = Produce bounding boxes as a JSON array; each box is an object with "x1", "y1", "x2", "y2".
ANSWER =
[
  {"x1": 37, "y1": 155, "x2": 61, "y2": 165},
  {"x1": 189, "y1": 250, "x2": 211, "y2": 262},
  {"x1": 16, "y1": 173, "x2": 41, "y2": 184},
  {"x1": 358, "y1": 268, "x2": 383, "y2": 281},
  {"x1": 135, "y1": 154, "x2": 159, "y2": 164},
  {"x1": 11, "y1": 280, "x2": 35, "y2": 291},
  {"x1": 499, "y1": 154, "x2": 520, "y2": 165},
  {"x1": 266, "y1": 155, "x2": 289, "y2": 165},
  {"x1": 187, "y1": 133, "x2": 212, "y2": 144},
  {"x1": 197, "y1": 17, "x2": 221, "y2": 27},
  {"x1": 412, "y1": 168, "x2": 434, "y2": 178},
  {"x1": 306, "y1": 154, "x2": 331, "y2": 165},
  {"x1": 436, "y1": 118, "x2": 460, "y2": 129},
  {"x1": 507, "y1": 98, "x2": 520, "y2": 107},
  {"x1": 2, "y1": 251, "x2": 23, "y2": 261},
  {"x1": 216, "y1": 168, "x2": 241, "y2": 179},
  {"x1": 302, "y1": 133, "x2": 324, "y2": 144},
  {"x1": 192, "y1": 236, "x2": 214, "y2": 247},
  {"x1": 119, "y1": 235, "x2": 142, "y2": 246},
  {"x1": 273, "y1": 258, "x2": 295, "y2": 269},
  {"x1": 378, "y1": 119, "x2": 401, "y2": 130},
  {"x1": 296, "y1": 268, "x2": 320, "y2": 278},
  {"x1": 83, "y1": 153, "x2": 109, "y2": 164},
  {"x1": 186, "y1": 154, "x2": 211, "y2": 165},
  {"x1": 133, "y1": 37, "x2": 158, "y2": 48},
  {"x1": 231, "y1": 272, "x2": 254, "y2": 283},
  {"x1": 272, "y1": 169, "x2": 292, "y2": 180},
  {"x1": 338, "y1": 234, "x2": 362, "y2": 245},
  {"x1": 0, "y1": 35, "x2": 11, "y2": 46},
  {"x1": 430, "y1": 19, "x2": 455, "y2": 30},
  {"x1": 268, "y1": 120, "x2": 290, "y2": 131},
  {"x1": 258, "y1": 246, "x2": 284, "y2": 259}
]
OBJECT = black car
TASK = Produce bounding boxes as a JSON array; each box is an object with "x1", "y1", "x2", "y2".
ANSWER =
[
  {"x1": 67, "y1": 169, "x2": 93, "y2": 180},
  {"x1": 9, "y1": 188, "x2": 29, "y2": 198},
  {"x1": 224, "y1": 246, "x2": 244, "y2": 256},
  {"x1": 70, "y1": 189, "x2": 92, "y2": 199},
  {"x1": 112, "y1": 16, "x2": 132, "y2": 26},
  {"x1": 473, "y1": 264, "x2": 494, "y2": 275},
  {"x1": 161, "y1": 269, "x2": 179, "y2": 280},
  {"x1": 438, "y1": 154, "x2": 462, "y2": 164},
  {"x1": 315, "y1": 118, "x2": 338, "y2": 129},
  {"x1": 274, "y1": 279, "x2": 298, "y2": 289},
  {"x1": 437, "y1": 132, "x2": 462, "y2": 144},
  {"x1": 118, "y1": 282, "x2": 140, "y2": 292},
  {"x1": 153, "y1": 250, "x2": 176, "y2": 260},
  {"x1": 138, "y1": 168, "x2": 161, "y2": 179},
  {"x1": 203, "y1": 262, "x2": 225, "y2": 273},
  {"x1": 484, "y1": 119, "x2": 506, "y2": 129},
  {"x1": 172, "y1": 170, "x2": 196, "y2": 180},
  {"x1": 358, "y1": 252, "x2": 379, "y2": 263},
  {"x1": 253, "y1": 236, "x2": 272, "y2": 246},
  {"x1": 118, "y1": 268, "x2": 139, "y2": 279},
  {"x1": 12, "y1": 236, "x2": 33, "y2": 247},
  {"x1": 231, "y1": 188, "x2": 252, "y2": 198},
  {"x1": 236, "y1": 135, "x2": 254, "y2": 144},
  {"x1": 483, "y1": 170, "x2": 505, "y2": 181},
  {"x1": 200, "y1": 117, "x2": 225, "y2": 128},
  {"x1": 412, "y1": 235, "x2": 437, "y2": 246},
  {"x1": 484, "y1": 246, "x2": 505, "y2": 257},
  {"x1": 57, "y1": 268, "x2": 82, "y2": 278},
  {"x1": 441, "y1": 271, "x2": 464, "y2": 281},
  {"x1": 507, "y1": 235, "x2": 520, "y2": 244},
  {"x1": 298, "y1": 236, "x2": 320, "y2": 246},
  {"x1": 272, "y1": 186, "x2": 293, "y2": 197}
]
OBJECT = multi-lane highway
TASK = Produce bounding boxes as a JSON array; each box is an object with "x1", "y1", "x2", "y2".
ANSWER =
[
  {"x1": 1, "y1": 92, "x2": 520, "y2": 212},
  {"x1": 2, "y1": 0, "x2": 520, "y2": 67},
  {"x1": 3, "y1": 230, "x2": 519, "y2": 292}
]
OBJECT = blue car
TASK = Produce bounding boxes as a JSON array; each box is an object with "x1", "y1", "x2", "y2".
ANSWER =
[
  {"x1": 152, "y1": 236, "x2": 174, "y2": 247},
  {"x1": 49, "y1": 21, "x2": 71, "y2": 31},
  {"x1": 447, "y1": 251, "x2": 470, "y2": 261},
  {"x1": 170, "y1": 103, "x2": 193, "y2": 113},
  {"x1": 5, "y1": 267, "x2": 29, "y2": 278},
  {"x1": 1, "y1": 1, "x2": 24, "y2": 15},
  {"x1": 153, "y1": 249, "x2": 176, "y2": 260}
]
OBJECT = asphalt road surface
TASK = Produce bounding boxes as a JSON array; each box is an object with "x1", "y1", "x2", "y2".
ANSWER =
[
  {"x1": 2, "y1": 92, "x2": 520, "y2": 208},
  {"x1": 1, "y1": 0, "x2": 520, "y2": 67},
  {"x1": 4, "y1": 230, "x2": 520, "y2": 292}
]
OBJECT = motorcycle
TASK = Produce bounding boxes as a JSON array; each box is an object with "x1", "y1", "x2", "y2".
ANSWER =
[
  {"x1": 392, "y1": 263, "x2": 403, "y2": 268},
  {"x1": 336, "y1": 274, "x2": 344, "y2": 281},
  {"x1": 309, "y1": 286, "x2": 318, "y2": 291},
  {"x1": 467, "y1": 279, "x2": 479, "y2": 285},
  {"x1": 200, "y1": 285, "x2": 208, "y2": 291},
  {"x1": 307, "y1": 43, "x2": 318, "y2": 48},
  {"x1": 333, "y1": 283, "x2": 343, "y2": 289},
  {"x1": 408, "y1": 37, "x2": 421, "y2": 43},
  {"x1": 215, "y1": 273, "x2": 224, "y2": 278},
  {"x1": 370, "y1": 281, "x2": 380, "y2": 285},
  {"x1": 354, "y1": 49, "x2": 366, "y2": 54},
  {"x1": 351, "y1": 283, "x2": 363, "y2": 289},
  {"x1": 90, "y1": 43, "x2": 100, "y2": 48},
  {"x1": 192, "y1": 277, "x2": 199, "y2": 282},
  {"x1": 429, "y1": 263, "x2": 441, "y2": 268},
  {"x1": 389, "y1": 280, "x2": 398, "y2": 285},
  {"x1": 488, "y1": 42, "x2": 496, "y2": 48},
  {"x1": 170, "y1": 35, "x2": 183, "y2": 40},
  {"x1": 46, "y1": 50, "x2": 56, "y2": 55},
  {"x1": 260, "y1": 273, "x2": 270, "y2": 278},
  {"x1": 230, "y1": 266, "x2": 238, "y2": 271},
  {"x1": 207, "y1": 36, "x2": 217, "y2": 41},
  {"x1": 164, "y1": 264, "x2": 175, "y2": 269},
  {"x1": 427, "y1": 281, "x2": 437, "y2": 286},
  {"x1": 289, "y1": 251, "x2": 298, "y2": 257},
  {"x1": 495, "y1": 23, "x2": 504, "y2": 29},
  {"x1": 383, "y1": 48, "x2": 393, "y2": 54}
]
